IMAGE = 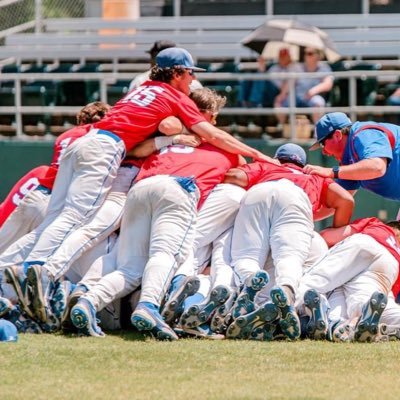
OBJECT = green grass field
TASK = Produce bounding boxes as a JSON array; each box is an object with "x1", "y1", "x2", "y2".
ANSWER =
[{"x1": 1, "y1": 331, "x2": 400, "y2": 400}]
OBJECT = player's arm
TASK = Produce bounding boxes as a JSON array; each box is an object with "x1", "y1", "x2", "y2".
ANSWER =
[
  {"x1": 128, "y1": 116, "x2": 201, "y2": 158},
  {"x1": 319, "y1": 224, "x2": 356, "y2": 247},
  {"x1": 223, "y1": 168, "x2": 249, "y2": 187},
  {"x1": 303, "y1": 157, "x2": 387, "y2": 180},
  {"x1": 324, "y1": 182, "x2": 355, "y2": 227},
  {"x1": 314, "y1": 189, "x2": 357, "y2": 221},
  {"x1": 190, "y1": 121, "x2": 278, "y2": 164}
]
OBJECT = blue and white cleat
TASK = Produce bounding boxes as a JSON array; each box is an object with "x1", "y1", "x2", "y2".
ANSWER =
[
  {"x1": 210, "y1": 288, "x2": 238, "y2": 334},
  {"x1": 61, "y1": 284, "x2": 88, "y2": 333},
  {"x1": 354, "y1": 291, "x2": 387, "y2": 342},
  {"x1": 180, "y1": 285, "x2": 231, "y2": 329},
  {"x1": 230, "y1": 270, "x2": 270, "y2": 320},
  {"x1": 132, "y1": 302, "x2": 179, "y2": 341},
  {"x1": 26, "y1": 264, "x2": 56, "y2": 323},
  {"x1": 226, "y1": 302, "x2": 279, "y2": 339},
  {"x1": 50, "y1": 280, "x2": 72, "y2": 320},
  {"x1": 70, "y1": 298, "x2": 105, "y2": 337},
  {"x1": 270, "y1": 285, "x2": 300, "y2": 340},
  {"x1": 4, "y1": 266, "x2": 35, "y2": 320},
  {"x1": 303, "y1": 289, "x2": 330, "y2": 340},
  {"x1": 0, "y1": 297, "x2": 13, "y2": 318},
  {"x1": 249, "y1": 321, "x2": 285, "y2": 341},
  {"x1": 161, "y1": 275, "x2": 200, "y2": 325},
  {"x1": 183, "y1": 323, "x2": 225, "y2": 340},
  {"x1": 7, "y1": 306, "x2": 43, "y2": 334}
]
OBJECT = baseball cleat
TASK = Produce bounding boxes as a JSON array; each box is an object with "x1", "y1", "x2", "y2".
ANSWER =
[
  {"x1": 70, "y1": 298, "x2": 105, "y2": 337},
  {"x1": 4, "y1": 266, "x2": 35, "y2": 320},
  {"x1": 8, "y1": 305, "x2": 43, "y2": 334},
  {"x1": 379, "y1": 324, "x2": 400, "y2": 341},
  {"x1": 230, "y1": 270, "x2": 270, "y2": 320},
  {"x1": 270, "y1": 285, "x2": 300, "y2": 340},
  {"x1": 332, "y1": 320, "x2": 354, "y2": 342},
  {"x1": 131, "y1": 302, "x2": 179, "y2": 341},
  {"x1": 249, "y1": 321, "x2": 285, "y2": 341},
  {"x1": 50, "y1": 280, "x2": 72, "y2": 320},
  {"x1": 183, "y1": 323, "x2": 225, "y2": 340},
  {"x1": 354, "y1": 291, "x2": 387, "y2": 342},
  {"x1": 226, "y1": 302, "x2": 279, "y2": 339},
  {"x1": 26, "y1": 264, "x2": 56, "y2": 323},
  {"x1": 0, "y1": 297, "x2": 13, "y2": 318},
  {"x1": 161, "y1": 275, "x2": 200, "y2": 325},
  {"x1": 180, "y1": 285, "x2": 231, "y2": 329},
  {"x1": 61, "y1": 284, "x2": 88, "y2": 333},
  {"x1": 303, "y1": 289, "x2": 330, "y2": 340},
  {"x1": 210, "y1": 288, "x2": 238, "y2": 334}
]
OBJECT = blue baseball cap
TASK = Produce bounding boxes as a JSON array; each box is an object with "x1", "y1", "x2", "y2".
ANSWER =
[
  {"x1": 156, "y1": 47, "x2": 206, "y2": 72},
  {"x1": 274, "y1": 143, "x2": 307, "y2": 167},
  {"x1": 310, "y1": 112, "x2": 352, "y2": 150},
  {"x1": 0, "y1": 319, "x2": 18, "y2": 342}
]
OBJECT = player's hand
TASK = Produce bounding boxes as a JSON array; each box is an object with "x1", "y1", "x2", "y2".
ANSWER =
[
  {"x1": 173, "y1": 133, "x2": 202, "y2": 147},
  {"x1": 254, "y1": 153, "x2": 281, "y2": 165},
  {"x1": 303, "y1": 164, "x2": 333, "y2": 178}
]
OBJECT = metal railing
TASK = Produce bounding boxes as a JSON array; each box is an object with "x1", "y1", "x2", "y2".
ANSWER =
[{"x1": 0, "y1": 69, "x2": 399, "y2": 139}]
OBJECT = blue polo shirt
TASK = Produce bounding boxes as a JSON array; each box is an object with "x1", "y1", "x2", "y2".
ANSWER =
[{"x1": 336, "y1": 121, "x2": 400, "y2": 200}]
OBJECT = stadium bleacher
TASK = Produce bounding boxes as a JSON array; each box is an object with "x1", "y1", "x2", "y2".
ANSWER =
[{"x1": 0, "y1": 13, "x2": 400, "y2": 139}]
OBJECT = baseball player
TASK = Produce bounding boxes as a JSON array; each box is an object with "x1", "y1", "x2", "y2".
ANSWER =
[
  {"x1": 296, "y1": 217, "x2": 400, "y2": 342},
  {"x1": 0, "y1": 101, "x2": 111, "y2": 258},
  {"x1": 223, "y1": 143, "x2": 354, "y2": 340},
  {"x1": 18, "y1": 47, "x2": 275, "y2": 326},
  {"x1": 69, "y1": 88, "x2": 248, "y2": 340}
]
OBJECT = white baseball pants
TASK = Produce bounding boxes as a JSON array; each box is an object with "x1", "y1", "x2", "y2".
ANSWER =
[
  {"x1": 0, "y1": 188, "x2": 49, "y2": 255},
  {"x1": 24, "y1": 130, "x2": 125, "y2": 265},
  {"x1": 231, "y1": 179, "x2": 314, "y2": 291},
  {"x1": 82, "y1": 175, "x2": 199, "y2": 310},
  {"x1": 296, "y1": 234, "x2": 399, "y2": 319}
]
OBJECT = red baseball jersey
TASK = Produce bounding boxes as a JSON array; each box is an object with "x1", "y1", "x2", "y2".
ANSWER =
[
  {"x1": 39, "y1": 124, "x2": 92, "y2": 189},
  {"x1": 93, "y1": 81, "x2": 206, "y2": 152},
  {"x1": 0, "y1": 165, "x2": 51, "y2": 227},
  {"x1": 350, "y1": 217, "x2": 400, "y2": 297},
  {"x1": 238, "y1": 161, "x2": 334, "y2": 214},
  {"x1": 136, "y1": 143, "x2": 240, "y2": 209}
]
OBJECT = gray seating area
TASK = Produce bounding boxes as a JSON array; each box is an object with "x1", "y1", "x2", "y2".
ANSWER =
[{"x1": 0, "y1": 14, "x2": 400, "y2": 139}]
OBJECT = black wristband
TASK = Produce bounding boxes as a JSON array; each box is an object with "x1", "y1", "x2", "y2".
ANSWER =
[{"x1": 332, "y1": 166, "x2": 340, "y2": 179}]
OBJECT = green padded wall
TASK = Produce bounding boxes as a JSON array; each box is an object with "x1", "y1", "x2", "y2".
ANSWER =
[{"x1": 0, "y1": 140, "x2": 398, "y2": 226}]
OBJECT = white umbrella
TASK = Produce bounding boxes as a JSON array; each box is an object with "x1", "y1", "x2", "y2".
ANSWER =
[{"x1": 241, "y1": 19, "x2": 341, "y2": 62}]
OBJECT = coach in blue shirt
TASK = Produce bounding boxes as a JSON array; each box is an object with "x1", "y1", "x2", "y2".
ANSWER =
[{"x1": 304, "y1": 112, "x2": 400, "y2": 200}]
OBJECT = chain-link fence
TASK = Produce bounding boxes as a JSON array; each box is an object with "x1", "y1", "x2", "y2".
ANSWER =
[{"x1": 0, "y1": 0, "x2": 85, "y2": 42}]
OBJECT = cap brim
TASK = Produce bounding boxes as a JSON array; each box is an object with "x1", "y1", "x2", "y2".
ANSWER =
[
  {"x1": 189, "y1": 66, "x2": 207, "y2": 72},
  {"x1": 309, "y1": 141, "x2": 321, "y2": 151}
]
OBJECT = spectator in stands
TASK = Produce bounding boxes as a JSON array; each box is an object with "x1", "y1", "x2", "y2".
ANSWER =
[
  {"x1": 247, "y1": 48, "x2": 299, "y2": 108},
  {"x1": 129, "y1": 40, "x2": 177, "y2": 91},
  {"x1": 274, "y1": 47, "x2": 334, "y2": 125},
  {"x1": 387, "y1": 87, "x2": 400, "y2": 107}
]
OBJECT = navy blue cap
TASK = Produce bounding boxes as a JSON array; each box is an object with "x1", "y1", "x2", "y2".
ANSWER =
[
  {"x1": 0, "y1": 319, "x2": 18, "y2": 342},
  {"x1": 275, "y1": 143, "x2": 307, "y2": 167},
  {"x1": 156, "y1": 47, "x2": 206, "y2": 72},
  {"x1": 310, "y1": 112, "x2": 352, "y2": 150}
]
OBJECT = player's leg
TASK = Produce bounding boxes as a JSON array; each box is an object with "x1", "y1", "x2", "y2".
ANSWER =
[
  {"x1": 43, "y1": 165, "x2": 137, "y2": 280},
  {"x1": 131, "y1": 176, "x2": 199, "y2": 340},
  {"x1": 231, "y1": 182, "x2": 273, "y2": 283},
  {"x1": 26, "y1": 134, "x2": 125, "y2": 266},
  {"x1": 193, "y1": 183, "x2": 245, "y2": 249},
  {"x1": 0, "y1": 189, "x2": 50, "y2": 255}
]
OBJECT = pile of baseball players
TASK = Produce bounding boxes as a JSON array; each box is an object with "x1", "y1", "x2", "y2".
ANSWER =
[{"x1": 0, "y1": 46, "x2": 400, "y2": 343}]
